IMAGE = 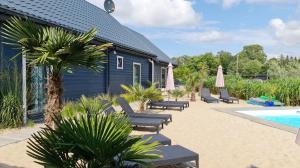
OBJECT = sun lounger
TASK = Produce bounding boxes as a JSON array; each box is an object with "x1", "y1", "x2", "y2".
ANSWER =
[
  {"x1": 163, "y1": 100, "x2": 189, "y2": 108},
  {"x1": 116, "y1": 97, "x2": 172, "y2": 122},
  {"x1": 100, "y1": 99, "x2": 116, "y2": 114},
  {"x1": 219, "y1": 88, "x2": 239, "y2": 104},
  {"x1": 174, "y1": 100, "x2": 189, "y2": 107},
  {"x1": 200, "y1": 88, "x2": 219, "y2": 103},
  {"x1": 141, "y1": 145, "x2": 199, "y2": 168},
  {"x1": 130, "y1": 134, "x2": 172, "y2": 146},
  {"x1": 147, "y1": 101, "x2": 185, "y2": 111},
  {"x1": 130, "y1": 117, "x2": 164, "y2": 134},
  {"x1": 101, "y1": 99, "x2": 165, "y2": 133}
]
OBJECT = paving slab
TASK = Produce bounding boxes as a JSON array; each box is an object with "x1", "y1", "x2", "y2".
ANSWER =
[{"x1": 0, "y1": 126, "x2": 42, "y2": 147}]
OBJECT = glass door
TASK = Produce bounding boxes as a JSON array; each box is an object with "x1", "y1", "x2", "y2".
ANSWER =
[{"x1": 27, "y1": 66, "x2": 46, "y2": 120}]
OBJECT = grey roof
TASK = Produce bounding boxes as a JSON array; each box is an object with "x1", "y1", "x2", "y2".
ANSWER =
[{"x1": 0, "y1": 0, "x2": 171, "y2": 63}]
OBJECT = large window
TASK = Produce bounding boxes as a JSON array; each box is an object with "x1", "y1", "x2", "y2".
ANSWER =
[
  {"x1": 161, "y1": 67, "x2": 167, "y2": 88},
  {"x1": 133, "y1": 63, "x2": 141, "y2": 85}
]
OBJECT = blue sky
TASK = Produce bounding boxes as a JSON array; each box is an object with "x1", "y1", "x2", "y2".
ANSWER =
[{"x1": 88, "y1": 0, "x2": 300, "y2": 58}]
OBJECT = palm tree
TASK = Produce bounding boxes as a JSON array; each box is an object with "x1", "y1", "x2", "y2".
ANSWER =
[
  {"x1": 121, "y1": 84, "x2": 163, "y2": 111},
  {"x1": 198, "y1": 63, "x2": 208, "y2": 97},
  {"x1": 27, "y1": 114, "x2": 161, "y2": 167},
  {"x1": 2, "y1": 17, "x2": 111, "y2": 127},
  {"x1": 186, "y1": 73, "x2": 200, "y2": 102}
]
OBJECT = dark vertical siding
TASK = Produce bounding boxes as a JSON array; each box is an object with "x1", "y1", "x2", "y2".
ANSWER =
[
  {"x1": 63, "y1": 63, "x2": 107, "y2": 100},
  {"x1": 154, "y1": 63, "x2": 162, "y2": 86},
  {"x1": 108, "y1": 51, "x2": 151, "y2": 95}
]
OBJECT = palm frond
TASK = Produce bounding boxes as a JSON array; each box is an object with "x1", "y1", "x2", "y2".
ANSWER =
[
  {"x1": 27, "y1": 114, "x2": 161, "y2": 167},
  {"x1": 2, "y1": 17, "x2": 112, "y2": 74}
]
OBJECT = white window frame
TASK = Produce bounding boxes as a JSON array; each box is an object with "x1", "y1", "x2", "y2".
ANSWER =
[
  {"x1": 117, "y1": 56, "x2": 123, "y2": 69},
  {"x1": 161, "y1": 67, "x2": 167, "y2": 88},
  {"x1": 133, "y1": 62, "x2": 141, "y2": 85}
]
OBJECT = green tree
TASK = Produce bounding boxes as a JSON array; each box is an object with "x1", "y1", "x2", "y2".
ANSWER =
[
  {"x1": 266, "y1": 59, "x2": 284, "y2": 79},
  {"x1": 239, "y1": 59, "x2": 263, "y2": 77},
  {"x1": 238, "y1": 44, "x2": 267, "y2": 63},
  {"x1": 2, "y1": 17, "x2": 111, "y2": 127},
  {"x1": 173, "y1": 65, "x2": 191, "y2": 84},
  {"x1": 196, "y1": 53, "x2": 219, "y2": 75},
  {"x1": 216, "y1": 51, "x2": 234, "y2": 74},
  {"x1": 186, "y1": 72, "x2": 200, "y2": 102},
  {"x1": 198, "y1": 63, "x2": 208, "y2": 96}
]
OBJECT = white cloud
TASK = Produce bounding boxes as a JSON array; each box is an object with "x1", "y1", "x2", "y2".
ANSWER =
[
  {"x1": 206, "y1": 0, "x2": 297, "y2": 8},
  {"x1": 86, "y1": 0, "x2": 201, "y2": 28},
  {"x1": 270, "y1": 18, "x2": 300, "y2": 45},
  {"x1": 176, "y1": 30, "x2": 230, "y2": 42},
  {"x1": 147, "y1": 28, "x2": 276, "y2": 46}
]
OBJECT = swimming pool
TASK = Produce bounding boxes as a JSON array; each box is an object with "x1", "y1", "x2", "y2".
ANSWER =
[{"x1": 236, "y1": 109, "x2": 300, "y2": 128}]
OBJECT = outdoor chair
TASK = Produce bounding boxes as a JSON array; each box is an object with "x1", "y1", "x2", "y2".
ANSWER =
[
  {"x1": 116, "y1": 97, "x2": 172, "y2": 122},
  {"x1": 147, "y1": 100, "x2": 186, "y2": 111},
  {"x1": 219, "y1": 88, "x2": 239, "y2": 104},
  {"x1": 101, "y1": 99, "x2": 165, "y2": 133},
  {"x1": 200, "y1": 88, "x2": 219, "y2": 103}
]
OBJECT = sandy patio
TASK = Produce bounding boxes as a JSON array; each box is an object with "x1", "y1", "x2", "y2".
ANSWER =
[{"x1": 1, "y1": 98, "x2": 300, "y2": 168}]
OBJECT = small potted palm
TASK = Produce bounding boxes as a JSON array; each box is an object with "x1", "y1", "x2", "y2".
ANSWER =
[
  {"x1": 121, "y1": 84, "x2": 163, "y2": 112},
  {"x1": 170, "y1": 89, "x2": 185, "y2": 101},
  {"x1": 186, "y1": 73, "x2": 200, "y2": 102}
]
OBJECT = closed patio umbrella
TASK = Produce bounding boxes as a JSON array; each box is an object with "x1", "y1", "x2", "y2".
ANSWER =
[
  {"x1": 166, "y1": 63, "x2": 175, "y2": 100},
  {"x1": 215, "y1": 65, "x2": 225, "y2": 88}
]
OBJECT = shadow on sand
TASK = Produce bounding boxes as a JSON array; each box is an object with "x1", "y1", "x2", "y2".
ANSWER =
[{"x1": 0, "y1": 163, "x2": 25, "y2": 168}]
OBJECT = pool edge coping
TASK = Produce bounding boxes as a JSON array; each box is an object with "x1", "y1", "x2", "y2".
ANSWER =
[{"x1": 213, "y1": 107, "x2": 299, "y2": 134}]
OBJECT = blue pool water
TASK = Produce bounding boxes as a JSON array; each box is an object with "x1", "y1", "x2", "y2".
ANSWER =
[
  {"x1": 261, "y1": 115, "x2": 300, "y2": 128},
  {"x1": 236, "y1": 109, "x2": 300, "y2": 128}
]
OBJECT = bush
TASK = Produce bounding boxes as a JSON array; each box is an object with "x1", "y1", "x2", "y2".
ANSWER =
[
  {"x1": 0, "y1": 93, "x2": 23, "y2": 128},
  {"x1": 61, "y1": 95, "x2": 109, "y2": 119},
  {"x1": 0, "y1": 61, "x2": 23, "y2": 129},
  {"x1": 97, "y1": 93, "x2": 118, "y2": 106},
  {"x1": 204, "y1": 75, "x2": 300, "y2": 106}
]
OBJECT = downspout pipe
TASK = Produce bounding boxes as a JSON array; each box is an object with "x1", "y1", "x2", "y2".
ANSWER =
[
  {"x1": 106, "y1": 49, "x2": 111, "y2": 94},
  {"x1": 22, "y1": 51, "x2": 27, "y2": 125}
]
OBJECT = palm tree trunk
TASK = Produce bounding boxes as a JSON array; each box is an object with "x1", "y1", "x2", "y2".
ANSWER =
[
  {"x1": 139, "y1": 103, "x2": 145, "y2": 112},
  {"x1": 191, "y1": 87, "x2": 196, "y2": 102},
  {"x1": 44, "y1": 73, "x2": 63, "y2": 128},
  {"x1": 198, "y1": 79, "x2": 204, "y2": 97}
]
